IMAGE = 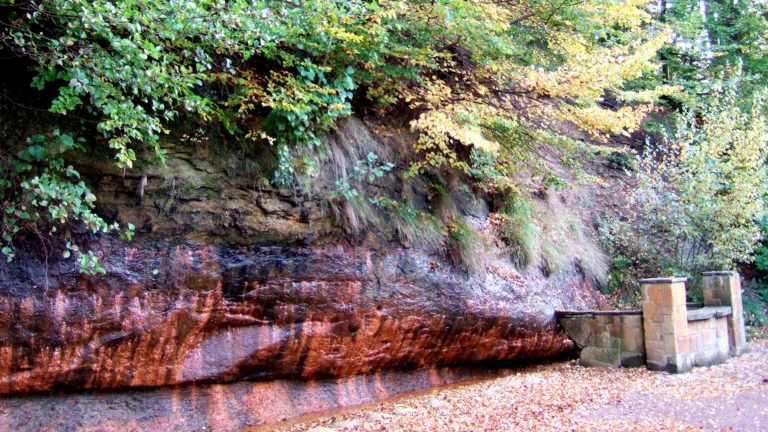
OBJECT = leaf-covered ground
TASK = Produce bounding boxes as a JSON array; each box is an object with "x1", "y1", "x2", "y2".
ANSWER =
[{"x1": 270, "y1": 337, "x2": 768, "y2": 432}]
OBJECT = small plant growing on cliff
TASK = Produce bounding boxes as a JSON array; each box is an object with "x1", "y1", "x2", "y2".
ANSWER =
[
  {"x1": 329, "y1": 152, "x2": 394, "y2": 235},
  {"x1": 370, "y1": 196, "x2": 445, "y2": 253},
  {"x1": 446, "y1": 219, "x2": 487, "y2": 274},
  {"x1": 330, "y1": 152, "x2": 395, "y2": 201},
  {"x1": 1, "y1": 131, "x2": 133, "y2": 273},
  {"x1": 493, "y1": 195, "x2": 540, "y2": 268}
]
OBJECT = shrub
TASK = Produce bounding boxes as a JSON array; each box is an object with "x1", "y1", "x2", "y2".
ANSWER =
[
  {"x1": 1, "y1": 131, "x2": 132, "y2": 273},
  {"x1": 614, "y1": 81, "x2": 768, "y2": 277},
  {"x1": 744, "y1": 294, "x2": 768, "y2": 328}
]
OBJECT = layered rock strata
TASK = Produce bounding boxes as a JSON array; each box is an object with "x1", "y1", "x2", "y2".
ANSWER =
[
  {"x1": 0, "y1": 239, "x2": 602, "y2": 395},
  {"x1": 0, "y1": 364, "x2": 517, "y2": 431}
]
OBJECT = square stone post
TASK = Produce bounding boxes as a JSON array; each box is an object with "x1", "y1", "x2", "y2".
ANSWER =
[
  {"x1": 640, "y1": 277, "x2": 691, "y2": 373},
  {"x1": 702, "y1": 271, "x2": 746, "y2": 356}
]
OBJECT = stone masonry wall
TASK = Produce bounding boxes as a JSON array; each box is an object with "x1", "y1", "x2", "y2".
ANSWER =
[
  {"x1": 640, "y1": 275, "x2": 741, "y2": 374},
  {"x1": 687, "y1": 315, "x2": 729, "y2": 367},
  {"x1": 557, "y1": 312, "x2": 644, "y2": 368},
  {"x1": 702, "y1": 271, "x2": 747, "y2": 355},
  {"x1": 560, "y1": 272, "x2": 745, "y2": 373},
  {"x1": 641, "y1": 278, "x2": 690, "y2": 373}
]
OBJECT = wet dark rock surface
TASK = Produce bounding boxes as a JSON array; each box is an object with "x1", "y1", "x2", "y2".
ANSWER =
[{"x1": 0, "y1": 239, "x2": 604, "y2": 395}]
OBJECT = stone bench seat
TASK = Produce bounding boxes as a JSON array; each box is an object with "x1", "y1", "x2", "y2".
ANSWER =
[{"x1": 687, "y1": 306, "x2": 732, "y2": 322}]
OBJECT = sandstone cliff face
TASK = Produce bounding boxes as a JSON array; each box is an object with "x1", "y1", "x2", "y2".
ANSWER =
[
  {"x1": 0, "y1": 118, "x2": 608, "y2": 395},
  {"x1": 0, "y1": 239, "x2": 604, "y2": 394}
]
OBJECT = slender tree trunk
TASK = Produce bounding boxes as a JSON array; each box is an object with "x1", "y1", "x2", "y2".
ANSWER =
[{"x1": 660, "y1": 0, "x2": 670, "y2": 82}]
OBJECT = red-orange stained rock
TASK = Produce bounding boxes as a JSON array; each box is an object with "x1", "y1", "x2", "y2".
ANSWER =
[
  {"x1": 0, "y1": 241, "x2": 604, "y2": 395},
  {"x1": 0, "y1": 364, "x2": 531, "y2": 430}
]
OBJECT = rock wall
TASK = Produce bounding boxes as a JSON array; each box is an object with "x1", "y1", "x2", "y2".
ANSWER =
[
  {"x1": 0, "y1": 364, "x2": 516, "y2": 431},
  {"x1": 0, "y1": 238, "x2": 603, "y2": 395},
  {"x1": 0, "y1": 117, "x2": 610, "y2": 400}
]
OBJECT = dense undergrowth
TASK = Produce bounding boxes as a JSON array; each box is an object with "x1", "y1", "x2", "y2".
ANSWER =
[{"x1": 0, "y1": 0, "x2": 767, "y2": 325}]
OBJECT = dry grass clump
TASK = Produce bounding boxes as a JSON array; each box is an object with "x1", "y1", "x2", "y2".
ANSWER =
[
  {"x1": 492, "y1": 193, "x2": 608, "y2": 282},
  {"x1": 389, "y1": 201, "x2": 445, "y2": 253},
  {"x1": 324, "y1": 117, "x2": 393, "y2": 182},
  {"x1": 320, "y1": 118, "x2": 396, "y2": 235},
  {"x1": 446, "y1": 219, "x2": 489, "y2": 274},
  {"x1": 422, "y1": 180, "x2": 493, "y2": 273},
  {"x1": 493, "y1": 195, "x2": 540, "y2": 268},
  {"x1": 534, "y1": 196, "x2": 608, "y2": 282},
  {"x1": 329, "y1": 197, "x2": 386, "y2": 236},
  {"x1": 428, "y1": 181, "x2": 459, "y2": 221}
]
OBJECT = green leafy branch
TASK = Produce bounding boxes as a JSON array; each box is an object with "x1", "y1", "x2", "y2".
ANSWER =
[
  {"x1": 330, "y1": 152, "x2": 395, "y2": 201},
  {"x1": 1, "y1": 130, "x2": 133, "y2": 273}
]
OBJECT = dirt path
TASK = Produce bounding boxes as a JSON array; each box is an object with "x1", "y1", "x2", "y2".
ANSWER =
[{"x1": 267, "y1": 339, "x2": 768, "y2": 432}]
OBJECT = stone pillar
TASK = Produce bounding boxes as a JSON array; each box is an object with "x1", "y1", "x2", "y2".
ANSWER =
[
  {"x1": 640, "y1": 277, "x2": 691, "y2": 373},
  {"x1": 702, "y1": 271, "x2": 746, "y2": 356}
]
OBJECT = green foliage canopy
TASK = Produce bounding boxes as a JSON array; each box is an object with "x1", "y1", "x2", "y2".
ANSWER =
[
  {"x1": 612, "y1": 81, "x2": 768, "y2": 276},
  {"x1": 0, "y1": 0, "x2": 671, "y2": 271}
]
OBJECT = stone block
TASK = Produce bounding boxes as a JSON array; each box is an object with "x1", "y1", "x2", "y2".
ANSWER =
[
  {"x1": 646, "y1": 360, "x2": 667, "y2": 372},
  {"x1": 635, "y1": 332, "x2": 646, "y2": 354},
  {"x1": 715, "y1": 321, "x2": 727, "y2": 337},
  {"x1": 692, "y1": 349, "x2": 727, "y2": 368},
  {"x1": 597, "y1": 315, "x2": 614, "y2": 325},
  {"x1": 702, "y1": 286, "x2": 721, "y2": 306},
  {"x1": 643, "y1": 321, "x2": 662, "y2": 341},
  {"x1": 644, "y1": 285, "x2": 662, "y2": 303},
  {"x1": 622, "y1": 315, "x2": 643, "y2": 329},
  {"x1": 706, "y1": 297, "x2": 723, "y2": 306},
  {"x1": 695, "y1": 333, "x2": 704, "y2": 351},
  {"x1": 596, "y1": 331, "x2": 611, "y2": 348},
  {"x1": 622, "y1": 326, "x2": 636, "y2": 341},
  {"x1": 661, "y1": 284, "x2": 686, "y2": 307},
  {"x1": 668, "y1": 354, "x2": 692, "y2": 374},
  {"x1": 664, "y1": 336, "x2": 679, "y2": 353},
  {"x1": 702, "y1": 273, "x2": 727, "y2": 306},
  {"x1": 622, "y1": 332, "x2": 637, "y2": 352},
  {"x1": 689, "y1": 334, "x2": 698, "y2": 353},
  {"x1": 717, "y1": 334, "x2": 729, "y2": 354},
  {"x1": 579, "y1": 347, "x2": 621, "y2": 368},
  {"x1": 729, "y1": 325, "x2": 746, "y2": 356},
  {"x1": 643, "y1": 305, "x2": 660, "y2": 323},
  {"x1": 661, "y1": 287, "x2": 673, "y2": 306},
  {"x1": 644, "y1": 340, "x2": 665, "y2": 361},
  {"x1": 647, "y1": 353, "x2": 691, "y2": 373},
  {"x1": 728, "y1": 316, "x2": 746, "y2": 355},
  {"x1": 703, "y1": 329, "x2": 717, "y2": 347},
  {"x1": 672, "y1": 283, "x2": 687, "y2": 305},
  {"x1": 610, "y1": 337, "x2": 622, "y2": 349},
  {"x1": 661, "y1": 318, "x2": 677, "y2": 335},
  {"x1": 558, "y1": 316, "x2": 597, "y2": 349},
  {"x1": 609, "y1": 323, "x2": 623, "y2": 338}
]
